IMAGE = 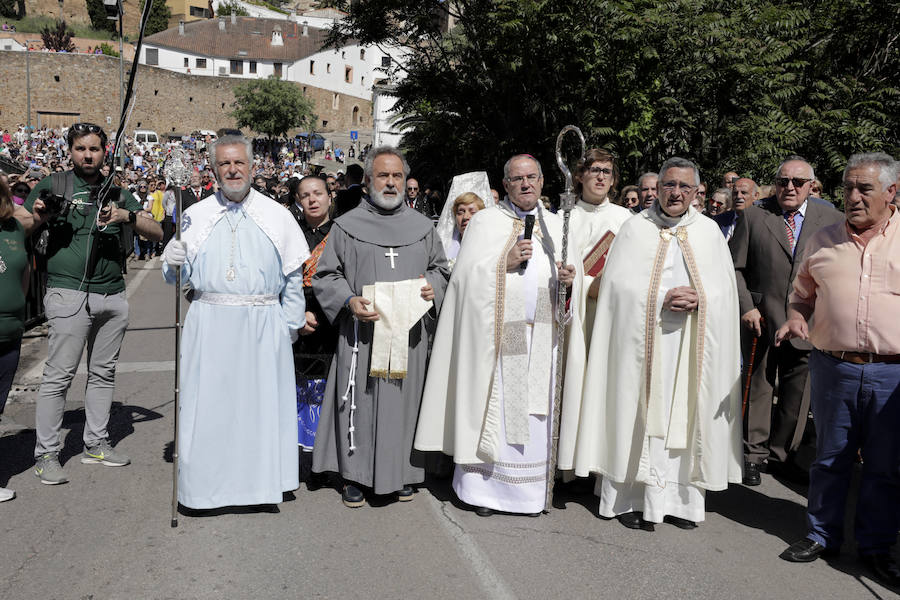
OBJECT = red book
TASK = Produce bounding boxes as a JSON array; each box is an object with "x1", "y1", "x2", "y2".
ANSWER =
[{"x1": 583, "y1": 231, "x2": 615, "y2": 277}]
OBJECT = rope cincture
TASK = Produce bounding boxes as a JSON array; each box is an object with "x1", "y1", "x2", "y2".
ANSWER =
[{"x1": 342, "y1": 319, "x2": 360, "y2": 453}]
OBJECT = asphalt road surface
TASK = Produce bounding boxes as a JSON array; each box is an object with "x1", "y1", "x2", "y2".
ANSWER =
[{"x1": 0, "y1": 257, "x2": 896, "y2": 600}]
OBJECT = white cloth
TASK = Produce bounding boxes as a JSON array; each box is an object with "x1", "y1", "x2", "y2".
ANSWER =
[
  {"x1": 416, "y1": 200, "x2": 576, "y2": 513},
  {"x1": 162, "y1": 193, "x2": 309, "y2": 509},
  {"x1": 557, "y1": 199, "x2": 633, "y2": 470},
  {"x1": 434, "y1": 171, "x2": 495, "y2": 261},
  {"x1": 564, "y1": 204, "x2": 742, "y2": 497}
]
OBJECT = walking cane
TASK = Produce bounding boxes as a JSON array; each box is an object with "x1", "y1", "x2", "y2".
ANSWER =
[
  {"x1": 545, "y1": 125, "x2": 585, "y2": 512},
  {"x1": 163, "y1": 149, "x2": 191, "y2": 527},
  {"x1": 742, "y1": 336, "x2": 758, "y2": 419}
]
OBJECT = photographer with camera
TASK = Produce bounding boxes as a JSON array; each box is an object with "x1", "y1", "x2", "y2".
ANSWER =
[{"x1": 20, "y1": 123, "x2": 162, "y2": 485}]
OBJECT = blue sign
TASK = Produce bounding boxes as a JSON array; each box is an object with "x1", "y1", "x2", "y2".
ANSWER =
[{"x1": 350, "y1": 130, "x2": 358, "y2": 140}]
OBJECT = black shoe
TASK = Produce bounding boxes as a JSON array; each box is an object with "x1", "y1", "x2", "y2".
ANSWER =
[
  {"x1": 475, "y1": 506, "x2": 493, "y2": 517},
  {"x1": 779, "y1": 539, "x2": 837, "y2": 563},
  {"x1": 396, "y1": 485, "x2": 415, "y2": 502},
  {"x1": 664, "y1": 515, "x2": 697, "y2": 530},
  {"x1": 742, "y1": 461, "x2": 761, "y2": 486},
  {"x1": 341, "y1": 484, "x2": 365, "y2": 508},
  {"x1": 860, "y1": 553, "x2": 900, "y2": 588},
  {"x1": 617, "y1": 511, "x2": 654, "y2": 532}
]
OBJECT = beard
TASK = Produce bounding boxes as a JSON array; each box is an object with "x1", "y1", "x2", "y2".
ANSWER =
[
  {"x1": 369, "y1": 185, "x2": 403, "y2": 210},
  {"x1": 219, "y1": 177, "x2": 251, "y2": 202}
]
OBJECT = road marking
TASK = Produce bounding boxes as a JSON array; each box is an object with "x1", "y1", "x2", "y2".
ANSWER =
[
  {"x1": 21, "y1": 259, "x2": 161, "y2": 383},
  {"x1": 77, "y1": 360, "x2": 174, "y2": 374},
  {"x1": 423, "y1": 492, "x2": 518, "y2": 600}
]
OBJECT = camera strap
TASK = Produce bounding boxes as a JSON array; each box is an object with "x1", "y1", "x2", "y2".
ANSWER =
[{"x1": 50, "y1": 171, "x2": 75, "y2": 205}]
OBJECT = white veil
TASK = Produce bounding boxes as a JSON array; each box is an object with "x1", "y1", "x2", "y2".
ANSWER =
[{"x1": 435, "y1": 171, "x2": 495, "y2": 260}]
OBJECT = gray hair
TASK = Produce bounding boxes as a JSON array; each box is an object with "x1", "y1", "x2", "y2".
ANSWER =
[
  {"x1": 637, "y1": 172, "x2": 658, "y2": 188},
  {"x1": 209, "y1": 134, "x2": 253, "y2": 168},
  {"x1": 712, "y1": 187, "x2": 732, "y2": 208},
  {"x1": 658, "y1": 157, "x2": 700, "y2": 186},
  {"x1": 364, "y1": 146, "x2": 410, "y2": 180},
  {"x1": 844, "y1": 152, "x2": 898, "y2": 189},
  {"x1": 775, "y1": 155, "x2": 815, "y2": 182},
  {"x1": 503, "y1": 154, "x2": 543, "y2": 180}
]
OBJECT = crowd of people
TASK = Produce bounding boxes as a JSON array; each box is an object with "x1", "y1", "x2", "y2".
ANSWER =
[{"x1": 0, "y1": 122, "x2": 898, "y2": 590}]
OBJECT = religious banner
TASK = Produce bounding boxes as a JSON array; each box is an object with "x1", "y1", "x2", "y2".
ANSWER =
[{"x1": 363, "y1": 278, "x2": 433, "y2": 379}]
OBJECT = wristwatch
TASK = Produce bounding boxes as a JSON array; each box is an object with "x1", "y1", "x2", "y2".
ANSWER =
[{"x1": 128, "y1": 210, "x2": 137, "y2": 225}]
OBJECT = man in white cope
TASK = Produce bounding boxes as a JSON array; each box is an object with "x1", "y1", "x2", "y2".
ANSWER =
[
  {"x1": 161, "y1": 135, "x2": 310, "y2": 511},
  {"x1": 311, "y1": 147, "x2": 449, "y2": 509},
  {"x1": 556, "y1": 149, "x2": 633, "y2": 476},
  {"x1": 415, "y1": 153, "x2": 577, "y2": 517},
  {"x1": 564, "y1": 156, "x2": 742, "y2": 531}
]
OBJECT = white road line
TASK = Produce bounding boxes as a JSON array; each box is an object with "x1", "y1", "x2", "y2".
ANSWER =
[
  {"x1": 423, "y1": 492, "x2": 518, "y2": 600},
  {"x1": 21, "y1": 258, "x2": 160, "y2": 382}
]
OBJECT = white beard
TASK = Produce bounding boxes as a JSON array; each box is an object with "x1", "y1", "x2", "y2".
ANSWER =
[
  {"x1": 369, "y1": 186, "x2": 403, "y2": 210},
  {"x1": 219, "y1": 178, "x2": 251, "y2": 203}
]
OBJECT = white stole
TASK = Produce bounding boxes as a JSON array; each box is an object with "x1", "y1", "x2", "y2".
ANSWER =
[{"x1": 363, "y1": 279, "x2": 433, "y2": 379}]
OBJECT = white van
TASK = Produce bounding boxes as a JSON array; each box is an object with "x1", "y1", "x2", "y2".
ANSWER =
[{"x1": 133, "y1": 130, "x2": 160, "y2": 146}]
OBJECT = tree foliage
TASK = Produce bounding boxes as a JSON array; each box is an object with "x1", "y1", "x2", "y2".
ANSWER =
[
  {"x1": 324, "y1": 0, "x2": 900, "y2": 196},
  {"x1": 41, "y1": 20, "x2": 76, "y2": 52},
  {"x1": 139, "y1": 0, "x2": 171, "y2": 36},
  {"x1": 231, "y1": 77, "x2": 318, "y2": 139},
  {"x1": 85, "y1": 0, "x2": 118, "y2": 33},
  {"x1": 217, "y1": 1, "x2": 250, "y2": 16}
]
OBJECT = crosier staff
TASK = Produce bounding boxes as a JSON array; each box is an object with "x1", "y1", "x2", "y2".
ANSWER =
[
  {"x1": 545, "y1": 125, "x2": 585, "y2": 512},
  {"x1": 163, "y1": 148, "x2": 192, "y2": 527}
]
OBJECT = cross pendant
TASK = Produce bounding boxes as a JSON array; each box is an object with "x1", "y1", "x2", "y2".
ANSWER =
[{"x1": 385, "y1": 247, "x2": 398, "y2": 269}]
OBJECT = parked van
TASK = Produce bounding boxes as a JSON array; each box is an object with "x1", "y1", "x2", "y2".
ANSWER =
[
  {"x1": 191, "y1": 129, "x2": 217, "y2": 140},
  {"x1": 133, "y1": 130, "x2": 160, "y2": 146}
]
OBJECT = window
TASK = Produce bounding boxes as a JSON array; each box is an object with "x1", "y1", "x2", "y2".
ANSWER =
[
  {"x1": 249, "y1": 61, "x2": 257, "y2": 74},
  {"x1": 309, "y1": 60, "x2": 315, "y2": 75},
  {"x1": 381, "y1": 55, "x2": 391, "y2": 68},
  {"x1": 196, "y1": 58, "x2": 206, "y2": 68},
  {"x1": 332, "y1": 93, "x2": 339, "y2": 109},
  {"x1": 273, "y1": 62, "x2": 282, "y2": 78},
  {"x1": 184, "y1": 57, "x2": 189, "y2": 68},
  {"x1": 189, "y1": 6, "x2": 210, "y2": 17},
  {"x1": 360, "y1": 49, "x2": 365, "y2": 60},
  {"x1": 230, "y1": 60, "x2": 243, "y2": 75},
  {"x1": 341, "y1": 50, "x2": 346, "y2": 59},
  {"x1": 344, "y1": 66, "x2": 353, "y2": 83},
  {"x1": 361, "y1": 76, "x2": 365, "y2": 87},
  {"x1": 146, "y1": 48, "x2": 158, "y2": 65},
  {"x1": 326, "y1": 63, "x2": 331, "y2": 74}
]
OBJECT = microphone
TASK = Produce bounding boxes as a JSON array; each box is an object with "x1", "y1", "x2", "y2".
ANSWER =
[{"x1": 521, "y1": 214, "x2": 535, "y2": 269}]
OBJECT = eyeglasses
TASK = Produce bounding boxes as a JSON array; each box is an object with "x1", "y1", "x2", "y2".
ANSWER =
[
  {"x1": 407, "y1": 187, "x2": 418, "y2": 192},
  {"x1": 661, "y1": 181, "x2": 697, "y2": 193},
  {"x1": 775, "y1": 177, "x2": 811, "y2": 188},
  {"x1": 587, "y1": 166, "x2": 613, "y2": 178},
  {"x1": 506, "y1": 174, "x2": 541, "y2": 184},
  {"x1": 71, "y1": 123, "x2": 103, "y2": 135}
]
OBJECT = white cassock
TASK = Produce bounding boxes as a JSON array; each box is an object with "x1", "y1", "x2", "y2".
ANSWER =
[
  {"x1": 416, "y1": 199, "x2": 577, "y2": 514},
  {"x1": 563, "y1": 203, "x2": 742, "y2": 523},
  {"x1": 558, "y1": 199, "x2": 633, "y2": 471},
  {"x1": 163, "y1": 190, "x2": 309, "y2": 509}
]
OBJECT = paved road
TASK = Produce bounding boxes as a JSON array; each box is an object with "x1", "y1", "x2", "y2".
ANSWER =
[{"x1": 0, "y1": 257, "x2": 896, "y2": 599}]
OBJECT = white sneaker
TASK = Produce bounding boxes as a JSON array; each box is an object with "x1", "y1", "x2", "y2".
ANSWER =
[{"x1": 0, "y1": 487, "x2": 15, "y2": 502}]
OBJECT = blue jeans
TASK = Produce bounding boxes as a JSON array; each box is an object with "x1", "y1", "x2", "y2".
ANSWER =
[{"x1": 805, "y1": 350, "x2": 900, "y2": 554}]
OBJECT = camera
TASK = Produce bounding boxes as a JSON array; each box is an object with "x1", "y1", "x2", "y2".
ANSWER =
[{"x1": 39, "y1": 189, "x2": 70, "y2": 216}]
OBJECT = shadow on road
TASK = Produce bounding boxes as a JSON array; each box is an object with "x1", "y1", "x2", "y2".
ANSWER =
[{"x1": 706, "y1": 484, "x2": 808, "y2": 544}]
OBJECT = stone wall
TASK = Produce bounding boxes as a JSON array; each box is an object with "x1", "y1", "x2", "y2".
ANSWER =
[{"x1": 0, "y1": 51, "x2": 372, "y2": 135}]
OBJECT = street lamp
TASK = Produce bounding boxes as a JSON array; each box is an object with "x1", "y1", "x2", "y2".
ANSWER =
[{"x1": 104, "y1": 0, "x2": 125, "y2": 167}]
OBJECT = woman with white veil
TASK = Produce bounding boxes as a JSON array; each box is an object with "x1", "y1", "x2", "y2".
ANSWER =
[{"x1": 435, "y1": 171, "x2": 495, "y2": 267}]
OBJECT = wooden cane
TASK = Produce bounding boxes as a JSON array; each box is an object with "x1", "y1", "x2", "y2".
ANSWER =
[{"x1": 742, "y1": 336, "x2": 758, "y2": 419}]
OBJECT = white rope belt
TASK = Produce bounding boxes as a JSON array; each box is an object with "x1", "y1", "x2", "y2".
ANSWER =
[{"x1": 193, "y1": 292, "x2": 279, "y2": 306}]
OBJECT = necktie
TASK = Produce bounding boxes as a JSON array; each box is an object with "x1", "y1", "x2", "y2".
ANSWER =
[{"x1": 784, "y1": 211, "x2": 798, "y2": 254}]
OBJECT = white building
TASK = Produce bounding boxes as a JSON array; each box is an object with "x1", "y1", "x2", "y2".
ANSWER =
[{"x1": 141, "y1": 16, "x2": 408, "y2": 123}]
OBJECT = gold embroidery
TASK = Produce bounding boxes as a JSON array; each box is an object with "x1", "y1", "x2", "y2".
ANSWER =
[
  {"x1": 675, "y1": 227, "x2": 707, "y2": 396},
  {"x1": 644, "y1": 235, "x2": 670, "y2": 406},
  {"x1": 494, "y1": 220, "x2": 524, "y2": 358},
  {"x1": 460, "y1": 464, "x2": 547, "y2": 484}
]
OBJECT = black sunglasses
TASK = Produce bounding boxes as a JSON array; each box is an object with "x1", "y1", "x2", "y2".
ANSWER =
[
  {"x1": 775, "y1": 177, "x2": 811, "y2": 188},
  {"x1": 71, "y1": 123, "x2": 104, "y2": 135}
]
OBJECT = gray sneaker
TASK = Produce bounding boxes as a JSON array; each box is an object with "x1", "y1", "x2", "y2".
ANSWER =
[
  {"x1": 34, "y1": 453, "x2": 69, "y2": 485},
  {"x1": 81, "y1": 440, "x2": 131, "y2": 467}
]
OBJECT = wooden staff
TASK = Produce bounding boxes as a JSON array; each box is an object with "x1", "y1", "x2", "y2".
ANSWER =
[
  {"x1": 742, "y1": 336, "x2": 758, "y2": 419},
  {"x1": 545, "y1": 125, "x2": 585, "y2": 512}
]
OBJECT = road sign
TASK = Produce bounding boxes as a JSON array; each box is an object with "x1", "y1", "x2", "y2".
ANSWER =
[{"x1": 350, "y1": 130, "x2": 358, "y2": 140}]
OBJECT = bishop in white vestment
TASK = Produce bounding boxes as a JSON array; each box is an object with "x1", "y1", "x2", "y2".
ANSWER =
[
  {"x1": 415, "y1": 155, "x2": 576, "y2": 516},
  {"x1": 564, "y1": 158, "x2": 742, "y2": 530}
]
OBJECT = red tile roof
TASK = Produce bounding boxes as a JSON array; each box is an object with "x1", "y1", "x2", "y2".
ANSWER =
[{"x1": 144, "y1": 16, "x2": 330, "y2": 61}]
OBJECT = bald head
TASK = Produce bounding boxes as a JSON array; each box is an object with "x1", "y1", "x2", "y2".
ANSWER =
[{"x1": 733, "y1": 177, "x2": 758, "y2": 211}]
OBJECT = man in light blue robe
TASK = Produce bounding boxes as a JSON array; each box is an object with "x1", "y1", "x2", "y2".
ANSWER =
[{"x1": 162, "y1": 135, "x2": 310, "y2": 510}]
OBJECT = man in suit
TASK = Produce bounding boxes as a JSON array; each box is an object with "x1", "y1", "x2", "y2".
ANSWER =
[
  {"x1": 334, "y1": 164, "x2": 364, "y2": 218},
  {"x1": 730, "y1": 156, "x2": 843, "y2": 486},
  {"x1": 713, "y1": 177, "x2": 758, "y2": 240},
  {"x1": 179, "y1": 172, "x2": 213, "y2": 212}
]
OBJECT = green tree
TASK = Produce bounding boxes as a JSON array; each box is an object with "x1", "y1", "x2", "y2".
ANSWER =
[
  {"x1": 217, "y1": 1, "x2": 250, "y2": 16},
  {"x1": 85, "y1": 0, "x2": 117, "y2": 33},
  {"x1": 41, "y1": 20, "x2": 76, "y2": 52},
  {"x1": 324, "y1": 0, "x2": 899, "y2": 196},
  {"x1": 139, "y1": 0, "x2": 171, "y2": 36},
  {"x1": 231, "y1": 77, "x2": 318, "y2": 141}
]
